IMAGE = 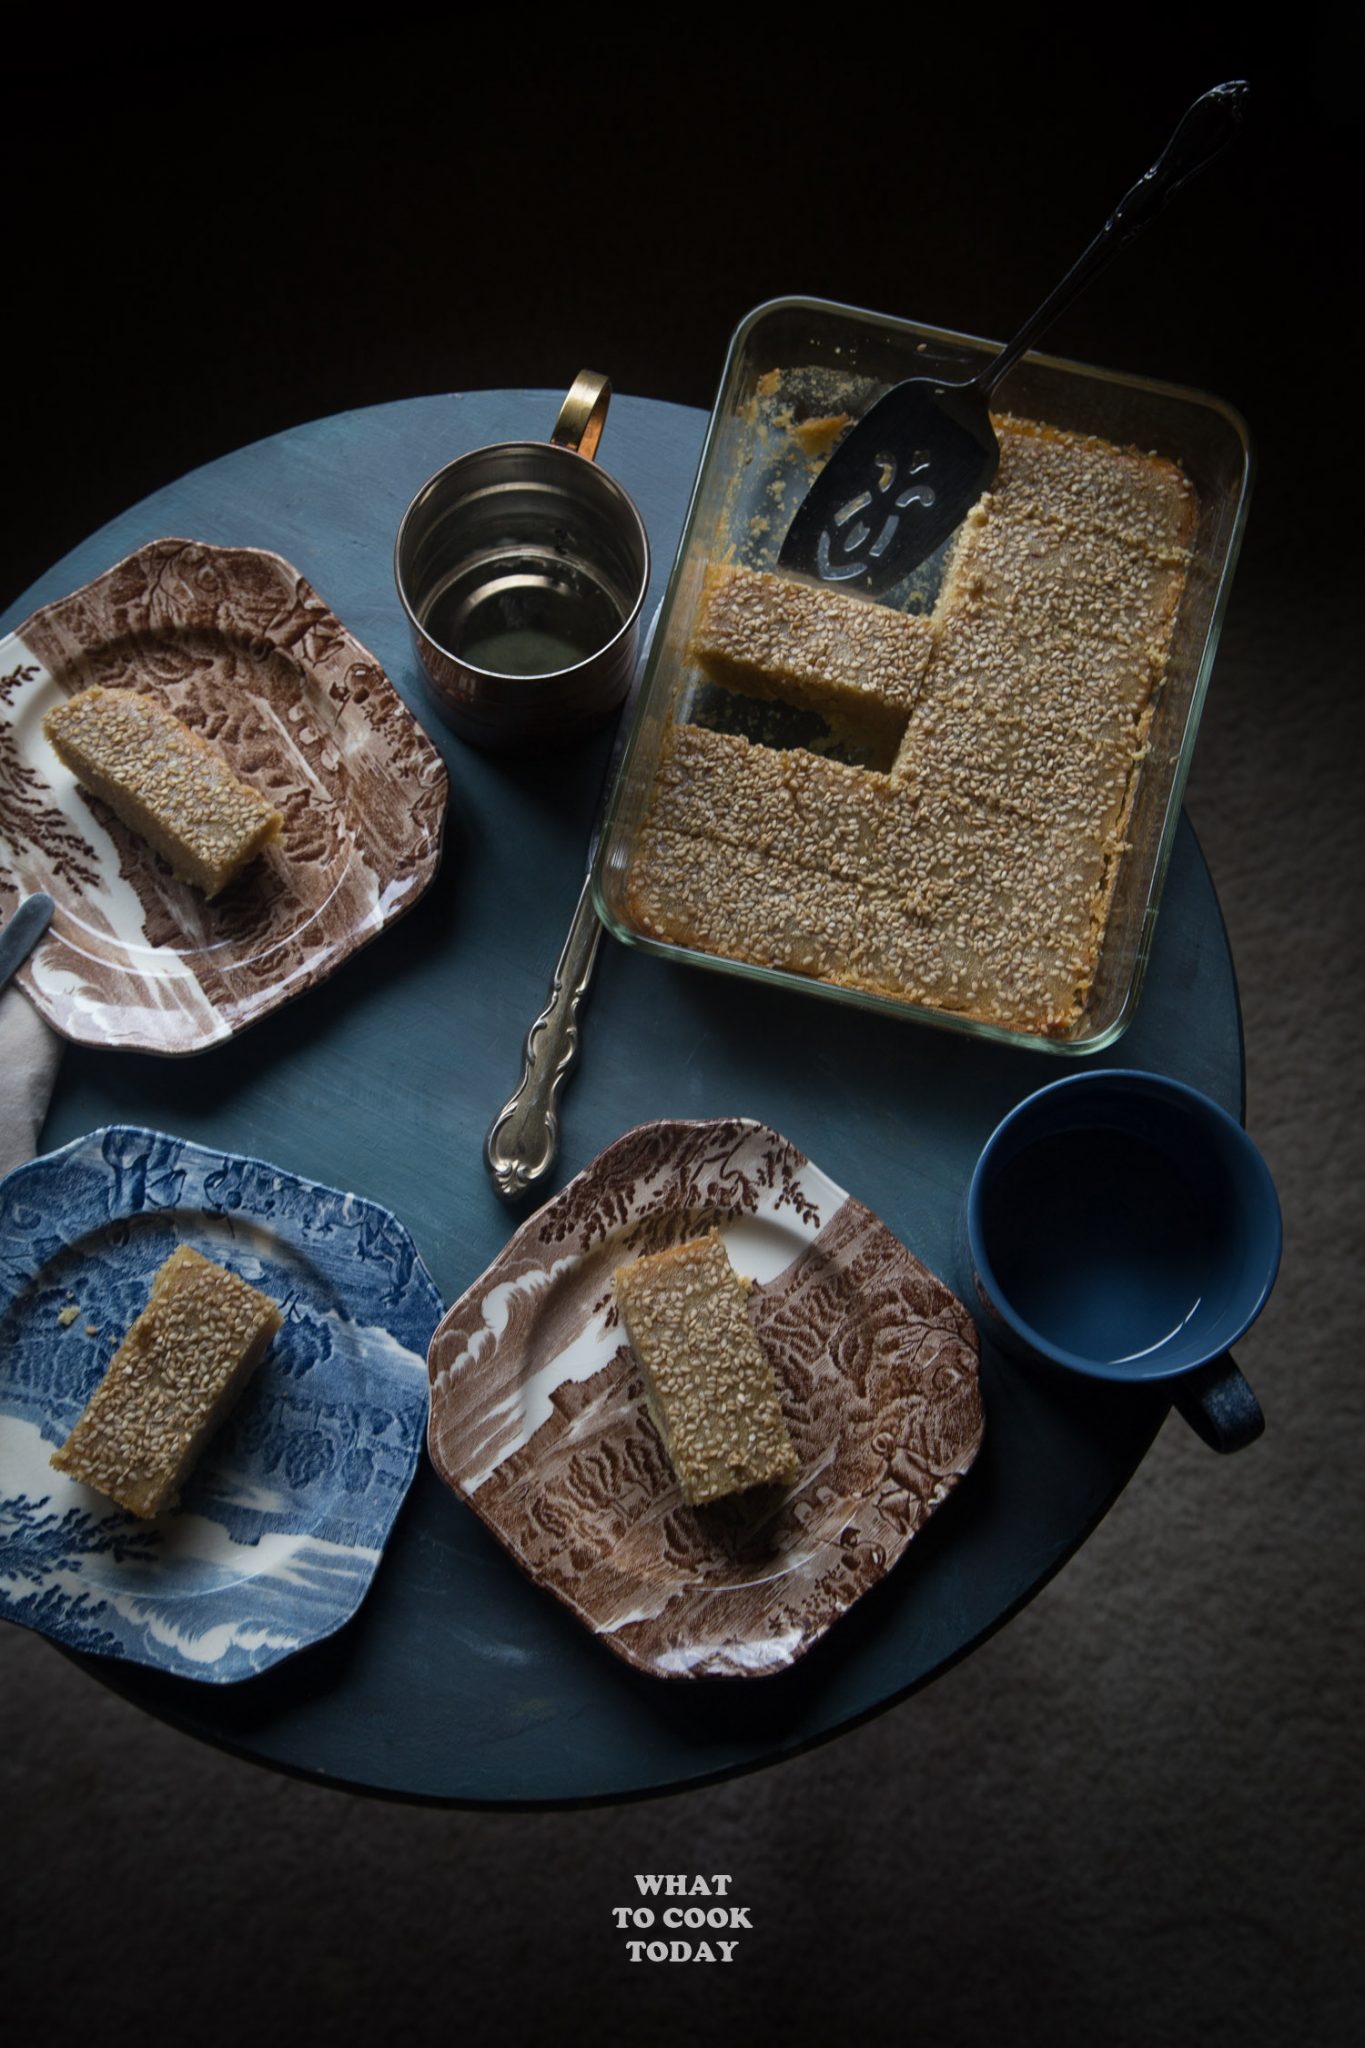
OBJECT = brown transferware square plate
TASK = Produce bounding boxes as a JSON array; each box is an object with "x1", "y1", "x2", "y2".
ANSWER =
[
  {"x1": 0, "y1": 537, "x2": 447, "y2": 1053},
  {"x1": 426, "y1": 1117, "x2": 984, "y2": 1679}
]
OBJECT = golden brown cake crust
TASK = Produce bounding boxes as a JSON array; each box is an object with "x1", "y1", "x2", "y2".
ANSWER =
[
  {"x1": 693, "y1": 561, "x2": 935, "y2": 740},
  {"x1": 50, "y1": 1245, "x2": 282, "y2": 1518},
  {"x1": 43, "y1": 686, "x2": 283, "y2": 897},
  {"x1": 613, "y1": 1230, "x2": 798, "y2": 1507},
  {"x1": 628, "y1": 411, "x2": 1195, "y2": 1037},
  {"x1": 988, "y1": 414, "x2": 1197, "y2": 556}
]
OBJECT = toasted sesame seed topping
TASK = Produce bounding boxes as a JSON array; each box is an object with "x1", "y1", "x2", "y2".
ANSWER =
[
  {"x1": 628, "y1": 411, "x2": 1194, "y2": 1036},
  {"x1": 49, "y1": 1245, "x2": 282, "y2": 1519},
  {"x1": 694, "y1": 561, "x2": 935, "y2": 742},
  {"x1": 614, "y1": 1231, "x2": 797, "y2": 1507},
  {"x1": 43, "y1": 687, "x2": 283, "y2": 896}
]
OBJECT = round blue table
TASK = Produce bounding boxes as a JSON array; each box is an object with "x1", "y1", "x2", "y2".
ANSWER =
[{"x1": 7, "y1": 391, "x2": 1244, "y2": 1805}]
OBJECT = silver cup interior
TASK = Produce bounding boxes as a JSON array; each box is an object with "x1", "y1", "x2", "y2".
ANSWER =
[{"x1": 397, "y1": 443, "x2": 647, "y2": 679}]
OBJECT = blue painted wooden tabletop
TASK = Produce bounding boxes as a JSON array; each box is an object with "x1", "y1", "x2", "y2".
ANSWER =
[{"x1": 4, "y1": 392, "x2": 1243, "y2": 1804}]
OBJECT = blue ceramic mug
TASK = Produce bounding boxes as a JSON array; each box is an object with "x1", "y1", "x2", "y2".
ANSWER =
[{"x1": 959, "y1": 1070, "x2": 1281, "y2": 1453}]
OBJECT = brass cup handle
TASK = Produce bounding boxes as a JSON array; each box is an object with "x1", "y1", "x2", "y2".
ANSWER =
[{"x1": 550, "y1": 370, "x2": 612, "y2": 461}]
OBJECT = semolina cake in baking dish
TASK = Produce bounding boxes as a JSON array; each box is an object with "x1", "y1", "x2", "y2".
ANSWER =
[
  {"x1": 692, "y1": 559, "x2": 936, "y2": 746},
  {"x1": 624, "y1": 413, "x2": 1197, "y2": 1039}
]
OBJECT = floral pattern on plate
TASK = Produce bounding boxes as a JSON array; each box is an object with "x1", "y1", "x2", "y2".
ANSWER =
[
  {"x1": 427, "y1": 1117, "x2": 983, "y2": 1679},
  {"x1": 0, "y1": 1126, "x2": 441, "y2": 1682},
  {"x1": 0, "y1": 538, "x2": 447, "y2": 1053}
]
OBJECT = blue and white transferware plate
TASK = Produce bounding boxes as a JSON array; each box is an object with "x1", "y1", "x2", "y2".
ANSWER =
[{"x1": 0, "y1": 1126, "x2": 441, "y2": 1682}]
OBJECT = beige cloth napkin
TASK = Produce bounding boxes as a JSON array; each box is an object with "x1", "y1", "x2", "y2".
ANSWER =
[{"x1": 0, "y1": 986, "x2": 63, "y2": 1178}]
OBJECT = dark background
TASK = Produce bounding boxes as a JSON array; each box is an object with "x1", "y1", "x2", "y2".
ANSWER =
[
  {"x1": 4, "y1": 17, "x2": 1361, "y2": 2048},
  {"x1": 4, "y1": 20, "x2": 1355, "y2": 612}
]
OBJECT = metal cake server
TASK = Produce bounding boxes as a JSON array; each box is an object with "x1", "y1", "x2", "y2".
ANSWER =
[
  {"x1": 484, "y1": 609, "x2": 659, "y2": 1203},
  {"x1": 778, "y1": 81, "x2": 1249, "y2": 597}
]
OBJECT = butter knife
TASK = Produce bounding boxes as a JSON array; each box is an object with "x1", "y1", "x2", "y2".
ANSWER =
[
  {"x1": 0, "y1": 893, "x2": 54, "y2": 992},
  {"x1": 484, "y1": 610, "x2": 659, "y2": 1203}
]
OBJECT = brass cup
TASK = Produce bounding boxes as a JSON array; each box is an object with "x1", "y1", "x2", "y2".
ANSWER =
[{"x1": 395, "y1": 373, "x2": 650, "y2": 749}]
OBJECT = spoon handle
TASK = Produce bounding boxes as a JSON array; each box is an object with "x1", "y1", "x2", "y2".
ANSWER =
[
  {"x1": 484, "y1": 872, "x2": 603, "y2": 1203},
  {"x1": 980, "y1": 80, "x2": 1250, "y2": 398}
]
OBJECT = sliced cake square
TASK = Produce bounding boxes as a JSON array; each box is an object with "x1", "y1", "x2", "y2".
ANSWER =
[
  {"x1": 613, "y1": 1229, "x2": 797, "y2": 1507},
  {"x1": 51, "y1": 1245, "x2": 282, "y2": 1518}
]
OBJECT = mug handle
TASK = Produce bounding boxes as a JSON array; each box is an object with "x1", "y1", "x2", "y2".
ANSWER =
[
  {"x1": 1172, "y1": 1353, "x2": 1265, "y2": 1454},
  {"x1": 551, "y1": 370, "x2": 612, "y2": 461}
]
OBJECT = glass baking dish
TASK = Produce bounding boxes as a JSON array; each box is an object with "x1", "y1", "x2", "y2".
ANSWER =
[{"x1": 592, "y1": 296, "x2": 1252, "y2": 1053}]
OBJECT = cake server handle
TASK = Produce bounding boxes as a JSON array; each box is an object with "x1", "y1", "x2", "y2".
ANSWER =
[{"x1": 979, "y1": 80, "x2": 1250, "y2": 398}]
